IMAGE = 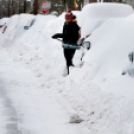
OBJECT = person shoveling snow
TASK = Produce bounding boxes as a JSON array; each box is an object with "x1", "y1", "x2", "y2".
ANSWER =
[{"x1": 52, "y1": 10, "x2": 81, "y2": 76}]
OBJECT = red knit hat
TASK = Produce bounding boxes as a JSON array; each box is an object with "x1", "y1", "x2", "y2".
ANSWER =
[{"x1": 65, "y1": 9, "x2": 73, "y2": 19}]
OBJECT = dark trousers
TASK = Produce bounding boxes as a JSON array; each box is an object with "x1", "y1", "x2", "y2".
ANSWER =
[{"x1": 63, "y1": 49, "x2": 76, "y2": 74}]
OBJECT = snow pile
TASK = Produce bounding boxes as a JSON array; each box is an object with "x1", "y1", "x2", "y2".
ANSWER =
[
  {"x1": 0, "y1": 3, "x2": 134, "y2": 134},
  {"x1": 79, "y1": 3, "x2": 133, "y2": 38},
  {"x1": 84, "y1": 14, "x2": 134, "y2": 96},
  {"x1": 0, "y1": 18, "x2": 9, "y2": 25},
  {"x1": 0, "y1": 18, "x2": 9, "y2": 33},
  {"x1": 81, "y1": 3, "x2": 133, "y2": 21}
]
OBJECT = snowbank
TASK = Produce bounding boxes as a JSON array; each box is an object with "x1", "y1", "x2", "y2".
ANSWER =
[
  {"x1": 0, "y1": 3, "x2": 134, "y2": 134},
  {"x1": 80, "y1": 3, "x2": 133, "y2": 38},
  {"x1": 0, "y1": 18, "x2": 9, "y2": 25},
  {"x1": 81, "y1": 3, "x2": 133, "y2": 21},
  {"x1": 84, "y1": 14, "x2": 134, "y2": 96}
]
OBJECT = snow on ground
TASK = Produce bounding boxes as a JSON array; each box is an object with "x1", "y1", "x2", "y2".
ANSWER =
[
  {"x1": 0, "y1": 37, "x2": 89, "y2": 134},
  {"x1": 0, "y1": 3, "x2": 134, "y2": 134}
]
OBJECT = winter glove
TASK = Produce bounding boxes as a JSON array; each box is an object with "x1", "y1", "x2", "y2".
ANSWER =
[
  {"x1": 52, "y1": 33, "x2": 63, "y2": 39},
  {"x1": 52, "y1": 34, "x2": 58, "y2": 39},
  {"x1": 73, "y1": 15, "x2": 76, "y2": 20}
]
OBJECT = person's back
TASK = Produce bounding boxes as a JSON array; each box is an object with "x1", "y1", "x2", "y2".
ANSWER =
[{"x1": 63, "y1": 21, "x2": 80, "y2": 44}]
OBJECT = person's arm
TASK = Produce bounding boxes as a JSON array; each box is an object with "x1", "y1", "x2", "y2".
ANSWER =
[
  {"x1": 76, "y1": 23, "x2": 80, "y2": 31},
  {"x1": 75, "y1": 24, "x2": 81, "y2": 45},
  {"x1": 52, "y1": 33, "x2": 63, "y2": 39},
  {"x1": 77, "y1": 30, "x2": 81, "y2": 45}
]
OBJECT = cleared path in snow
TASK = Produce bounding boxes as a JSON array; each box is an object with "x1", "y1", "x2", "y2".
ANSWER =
[
  {"x1": 0, "y1": 81, "x2": 19, "y2": 134},
  {"x1": 0, "y1": 47, "x2": 89, "y2": 134}
]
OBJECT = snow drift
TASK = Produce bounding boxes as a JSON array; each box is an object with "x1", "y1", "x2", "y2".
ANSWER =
[
  {"x1": 79, "y1": 3, "x2": 133, "y2": 38},
  {"x1": 0, "y1": 3, "x2": 134, "y2": 134}
]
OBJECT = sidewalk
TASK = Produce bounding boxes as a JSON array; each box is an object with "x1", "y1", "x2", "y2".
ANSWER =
[{"x1": 0, "y1": 47, "x2": 89, "y2": 134}]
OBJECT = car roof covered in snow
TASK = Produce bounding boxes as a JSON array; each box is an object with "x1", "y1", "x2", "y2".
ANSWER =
[{"x1": 82, "y1": 3, "x2": 133, "y2": 20}]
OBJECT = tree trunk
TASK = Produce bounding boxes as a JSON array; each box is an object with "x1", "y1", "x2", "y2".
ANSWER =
[
  {"x1": 77, "y1": 0, "x2": 81, "y2": 10},
  {"x1": 7, "y1": 1, "x2": 10, "y2": 17},
  {"x1": 24, "y1": 0, "x2": 26, "y2": 13},
  {"x1": 33, "y1": 0, "x2": 38, "y2": 15}
]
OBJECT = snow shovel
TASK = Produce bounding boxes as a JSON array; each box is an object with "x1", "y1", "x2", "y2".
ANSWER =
[
  {"x1": 63, "y1": 44, "x2": 81, "y2": 50},
  {"x1": 82, "y1": 41, "x2": 90, "y2": 50},
  {"x1": 56, "y1": 38, "x2": 90, "y2": 50},
  {"x1": 56, "y1": 39, "x2": 81, "y2": 50}
]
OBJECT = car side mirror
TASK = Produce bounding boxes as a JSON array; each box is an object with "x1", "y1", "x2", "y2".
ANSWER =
[
  {"x1": 128, "y1": 52, "x2": 133, "y2": 63},
  {"x1": 82, "y1": 41, "x2": 90, "y2": 50},
  {"x1": 24, "y1": 26, "x2": 29, "y2": 30}
]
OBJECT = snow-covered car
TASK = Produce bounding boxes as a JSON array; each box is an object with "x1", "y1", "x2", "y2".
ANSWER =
[
  {"x1": 50, "y1": 11, "x2": 58, "y2": 16},
  {"x1": 74, "y1": 3, "x2": 133, "y2": 66},
  {"x1": 80, "y1": 3, "x2": 133, "y2": 38},
  {"x1": 0, "y1": 18, "x2": 9, "y2": 33},
  {"x1": 0, "y1": 18, "x2": 9, "y2": 26}
]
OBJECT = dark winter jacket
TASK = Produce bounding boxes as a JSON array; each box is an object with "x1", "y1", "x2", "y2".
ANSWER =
[{"x1": 57, "y1": 21, "x2": 80, "y2": 44}]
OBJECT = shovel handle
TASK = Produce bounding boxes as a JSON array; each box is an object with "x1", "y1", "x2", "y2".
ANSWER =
[{"x1": 57, "y1": 38, "x2": 63, "y2": 42}]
